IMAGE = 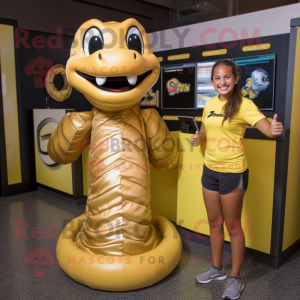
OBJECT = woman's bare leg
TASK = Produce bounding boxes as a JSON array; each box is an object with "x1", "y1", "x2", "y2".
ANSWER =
[
  {"x1": 202, "y1": 186, "x2": 224, "y2": 269},
  {"x1": 220, "y1": 188, "x2": 245, "y2": 278}
]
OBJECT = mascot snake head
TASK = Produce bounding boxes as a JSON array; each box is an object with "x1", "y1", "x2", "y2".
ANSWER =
[{"x1": 66, "y1": 18, "x2": 160, "y2": 111}]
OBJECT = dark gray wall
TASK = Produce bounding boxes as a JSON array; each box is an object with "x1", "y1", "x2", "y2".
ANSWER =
[
  {"x1": 238, "y1": 0, "x2": 298, "y2": 15},
  {"x1": 0, "y1": 0, "x2": 170, "y2": 35}
]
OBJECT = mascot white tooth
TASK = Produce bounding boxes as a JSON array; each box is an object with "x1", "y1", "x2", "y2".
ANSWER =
[{"x1": 241, "y1": 68, "x2": 270, "y2": 99}]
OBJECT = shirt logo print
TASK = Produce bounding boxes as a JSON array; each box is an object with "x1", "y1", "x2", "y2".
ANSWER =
[{"x1": 207, "y1": 111, "x2": 225, "y2": 118}]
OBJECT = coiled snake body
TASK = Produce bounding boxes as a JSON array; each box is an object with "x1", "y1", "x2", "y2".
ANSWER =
[{"x1": 47, "y1": 17, "x2": 181, "y2": 290}]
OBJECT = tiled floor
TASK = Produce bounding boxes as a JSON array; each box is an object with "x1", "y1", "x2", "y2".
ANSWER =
[{"x1": 1, "y1": 191, "x2": 299, "y2": 299}]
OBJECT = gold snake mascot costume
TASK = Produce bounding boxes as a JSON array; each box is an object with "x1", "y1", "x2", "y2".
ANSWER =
[{"x1": 47, "y1": 18, "x2": 182, "y2": 291}]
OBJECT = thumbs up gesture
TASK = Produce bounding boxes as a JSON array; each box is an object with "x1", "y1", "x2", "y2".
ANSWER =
[
  {"x1": 191, "y1": 131, "x2": 200, "y2": 147},
  {"x1": 271, "y1": 114, "x2": 284, "y2": 137}
]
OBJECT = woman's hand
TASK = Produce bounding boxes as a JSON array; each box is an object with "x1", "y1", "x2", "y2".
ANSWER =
[
  {"x1": 270, "y1": 114, "x2": 284, "y2": 137},
  {"x1": 255, "y1": 114, "x2": 284, "y2": 138},
  {"x1": 191, "y1": 131, "x2": 200, "y2": 147}
]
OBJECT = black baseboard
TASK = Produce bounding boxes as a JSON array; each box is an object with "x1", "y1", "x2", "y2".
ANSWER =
[
  {"x1": 277, "y1": 238, "x2": 300, "y2": 268},
  {"x1": 175, "y1": 224, "x2": 281, "y2": 269},
  {"x1": 37, "y1": 185, "x2": 87, "y2": 206},
  {"x1": 1, "y1": 185, "x2": 33, "y2": 198}
]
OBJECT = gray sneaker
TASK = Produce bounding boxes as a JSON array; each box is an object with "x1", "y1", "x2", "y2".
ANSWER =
[
  {"x1": 222, "y1": 277, "x2": 244, "y2": 299},
  {"x1": 195, "y1": 265, "x2": 227, "y2": 283}
]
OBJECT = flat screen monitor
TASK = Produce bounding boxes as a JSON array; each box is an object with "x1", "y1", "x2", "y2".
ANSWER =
[
  {"x1": 232, "y1": 54, "x2": 276, "y2": 110},
  {"x1": 161, "y1": 63, "x2": 196, "y2": 109},
  {"x1": 196, "y1": 61, "x2": 219, "y2": 109}
]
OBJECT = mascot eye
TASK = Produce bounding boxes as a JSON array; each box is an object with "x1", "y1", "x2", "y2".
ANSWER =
[
  {"x1": 126, "y1": 26, "x2": 144, "y2": 55},
  {"x1": 83, "y1": 27, "x2": 103, "y2": 56}
]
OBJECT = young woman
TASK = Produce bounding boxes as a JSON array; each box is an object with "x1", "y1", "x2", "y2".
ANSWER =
[{"x1": 190, "y1": 60, "x2": 283, "y2": 299}]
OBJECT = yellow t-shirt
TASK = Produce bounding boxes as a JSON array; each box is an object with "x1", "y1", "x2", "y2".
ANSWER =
[{"x1": 202, "y1": 95, "x2": 266, "y2": 173}]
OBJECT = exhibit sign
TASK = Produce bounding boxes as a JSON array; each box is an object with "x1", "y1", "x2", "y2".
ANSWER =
[
  {"x1": 202, "y1": 49, "x2": 227, "y2": 57},
  {"x1": 33, "y1": 109, "x2": 73, "y2": 194},
  {"x1": 242, "y1": 43, "x2": 271, "y2": 52},
  {"x1": 163, "y1": 115, "x2": 179, "y2": 120},
  {"x1": 233, "y1": 54, "x2": 276, "y2": 110},
  {"x1": 161, "y1": 63, "x2": 196, "y2": 109},
  {"x1": 168, "y1": 53, "x2": 190, "y2": 61},
  {"x1": 196, "y1": 61, "x2": 219, "y2": 109}
]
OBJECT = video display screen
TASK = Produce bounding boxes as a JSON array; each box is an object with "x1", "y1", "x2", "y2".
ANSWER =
[
  {"x1": 196, "y1": 61, "x2": 218, "y2": 108},
  {"x1": 161, "y1": 63, "x2": 196, "y2": 109},
  {"x1": 233, "y1": 54, "x2": 276, "y2": 110}
]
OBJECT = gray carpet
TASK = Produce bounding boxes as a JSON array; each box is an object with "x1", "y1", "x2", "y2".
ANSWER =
[{"x1": 0, "y1": 191, "x2": 299, "y2": 299}]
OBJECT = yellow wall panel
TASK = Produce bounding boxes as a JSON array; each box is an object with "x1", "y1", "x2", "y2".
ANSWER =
[
  {"x1": 0, "y1": 24, "x2": 22, "y2": 184},
  {"x1": 283, "y1": 27, "x2": 300, "y2": 251},
  {"x1": 177, "y1": 132, "x2": 209, "y2": 235},
  {"x1": 240, "y1": 139, "x2": 276, "y2": 254}
]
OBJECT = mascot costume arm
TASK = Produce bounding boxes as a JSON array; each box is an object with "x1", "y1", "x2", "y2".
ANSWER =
[
  {"x1": 47, "y1": 111, "x2": 93, "y2": 164},
  {"x1": 142, "y1": 108, "x2": 179, "y2": 170}
]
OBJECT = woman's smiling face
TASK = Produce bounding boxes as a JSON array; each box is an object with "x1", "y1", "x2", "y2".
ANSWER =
[{"x1": 211, "y1": 65, "x2": 239, "y2": 97}]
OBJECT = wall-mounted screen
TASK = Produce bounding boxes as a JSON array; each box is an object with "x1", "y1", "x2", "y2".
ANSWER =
[
  {"x1": 196, "y1": 61, "x2": 218, "y2": 109},
  {"x1": 233, "y1": 54, "x2": 276, "y2": 110},
  {"x1": 161, "y1": 63, "x2": 196, "y2": 109}
]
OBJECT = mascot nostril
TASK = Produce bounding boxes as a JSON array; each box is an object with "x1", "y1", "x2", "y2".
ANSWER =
[{"x1": 48, "y1": 18, "x2": 182, "y2": 291}]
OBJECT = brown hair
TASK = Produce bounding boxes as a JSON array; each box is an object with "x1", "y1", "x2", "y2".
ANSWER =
[{"x1": 211, "y1": 60, "x2": 242, "y2": 126}]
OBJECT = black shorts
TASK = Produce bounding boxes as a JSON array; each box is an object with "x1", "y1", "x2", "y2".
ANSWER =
[{"x1": 201, "y1": 164, "x2": 249, "y2": 195}]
